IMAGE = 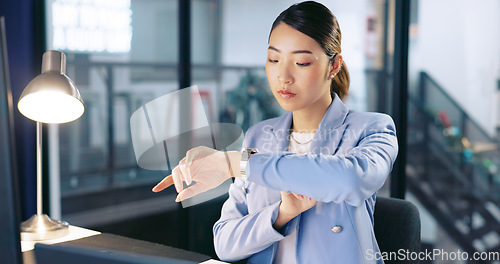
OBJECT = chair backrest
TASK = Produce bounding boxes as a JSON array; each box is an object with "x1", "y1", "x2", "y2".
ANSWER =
[{"x1": 374, "y1": 197, "x2": 421, "y2": 263}]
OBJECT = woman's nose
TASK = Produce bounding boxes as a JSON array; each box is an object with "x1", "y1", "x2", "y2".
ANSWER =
[{"x1": 277, "y1": 64, "x2": 293, "y2": 84}]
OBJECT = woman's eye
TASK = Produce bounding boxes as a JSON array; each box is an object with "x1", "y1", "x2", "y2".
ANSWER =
[
  {"x1": 296, "y1": 62, "x2": 311, "y2": 67},
  {"x1": 268, "y1": 59, "x2": 279, "y2": 63}
]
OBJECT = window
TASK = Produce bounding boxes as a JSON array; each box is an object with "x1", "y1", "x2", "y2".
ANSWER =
[{"x1": 46, "y1": 0, "x2": 396, "y2": 238}]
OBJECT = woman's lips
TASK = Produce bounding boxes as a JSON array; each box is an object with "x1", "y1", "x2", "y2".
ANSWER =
[{"x1": 278, "y1": 90, "x2": 296, "y2": 98}]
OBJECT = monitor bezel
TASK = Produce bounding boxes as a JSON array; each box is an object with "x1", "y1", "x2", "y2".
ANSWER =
[{"x1": 0, "y1": 15, "x2": 23, "y2": 264}]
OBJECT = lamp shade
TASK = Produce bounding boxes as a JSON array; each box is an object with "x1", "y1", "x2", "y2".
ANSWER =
[{"x1": 18, "y1": 50, "x2": 84, "y2": 124}]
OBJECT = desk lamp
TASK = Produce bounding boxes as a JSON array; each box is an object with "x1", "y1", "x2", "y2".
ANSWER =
[{"x1": 18, "y1": 50, "x2": 84, "y2": 240}]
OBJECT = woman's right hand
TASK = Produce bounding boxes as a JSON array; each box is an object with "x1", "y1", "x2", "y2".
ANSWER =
[
  {"x1": 273, "y1": 192, "x2": 317, "y2": 230},
  {"x1": 152, "y1": 146, "x2": 241, "y2": 202}
]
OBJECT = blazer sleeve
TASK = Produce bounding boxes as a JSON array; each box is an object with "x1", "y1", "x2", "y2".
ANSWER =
[
  {"x1": 213, "y1": 178, "x2": 298, "y2": 262},
  {"x1": 246, "y1": 114, "x2": 398, "y2": 207}
]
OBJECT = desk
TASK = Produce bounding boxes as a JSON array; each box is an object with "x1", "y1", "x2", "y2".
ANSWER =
[
  {"x1": 21, "y1": 225, "x2": 226, "y2": 264},
  {"x1": 21, "y1": 226, "x2": 101, "y2": 252}
]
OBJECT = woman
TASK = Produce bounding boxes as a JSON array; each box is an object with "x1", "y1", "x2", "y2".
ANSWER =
[{"x1": 153, "y1": 1, "x2": 397, "y2": 263}]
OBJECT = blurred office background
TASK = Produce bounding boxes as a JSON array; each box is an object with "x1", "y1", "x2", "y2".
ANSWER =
[{"x1": 1, "y1": 0, "x2": 499, "y2": 263}]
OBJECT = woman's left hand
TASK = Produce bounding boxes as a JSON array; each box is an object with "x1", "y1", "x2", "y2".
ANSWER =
[
  {"x1": 273, "y1": 192, "x2": 317, "y2": 230},
  {"x1": 280, "y1": 192, "x2": 318, "y2": 217}
]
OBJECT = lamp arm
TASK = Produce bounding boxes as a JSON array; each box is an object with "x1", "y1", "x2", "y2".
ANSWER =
[{"x1": 36, "y1": 122, "x2": 42, "y2": 216}]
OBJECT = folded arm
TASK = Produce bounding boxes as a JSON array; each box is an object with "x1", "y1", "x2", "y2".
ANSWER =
[
  {"x1": 213, "y1": 178, "x2": 298, "y2": 262},
  {"x1": 246, "y1": 117, "x2": 398, "y2": 207}
]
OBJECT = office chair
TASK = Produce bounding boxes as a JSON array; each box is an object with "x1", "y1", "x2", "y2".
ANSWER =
[{"x1": 374, "y1": 197, "x2": 421, "y2": 263}]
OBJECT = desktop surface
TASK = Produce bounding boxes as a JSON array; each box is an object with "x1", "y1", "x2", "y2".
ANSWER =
[
  {"x1": 24, "y1": 232, "x2": 212, "y2": 264},
  {"x1": 35, "y1": 243, "x2": 196, "y2": 264}
]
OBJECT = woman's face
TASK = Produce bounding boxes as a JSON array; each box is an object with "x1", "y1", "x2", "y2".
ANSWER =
[{"x1": 266, "y1": 23, "x2": 333, "y2": 113}]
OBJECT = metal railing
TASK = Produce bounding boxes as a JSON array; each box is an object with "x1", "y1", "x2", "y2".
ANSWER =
[{"x1": 406, "y1": 71, "x2": 500, "y2": 261}]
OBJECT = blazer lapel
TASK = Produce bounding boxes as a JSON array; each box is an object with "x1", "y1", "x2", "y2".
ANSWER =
[
  {"x1": 267, "y1": 93, "x2": 349, "y2": 155},
  {"x1": 269, "y1": 111, "x2": 293, "y2": 152},
  {"x1": 309, "y1": 94, "x2": 350, "y2": 155}
]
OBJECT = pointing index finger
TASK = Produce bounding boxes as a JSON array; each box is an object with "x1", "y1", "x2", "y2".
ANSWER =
[{"x1": 152, "y1": 175, "x2": 174, "y2": 192}]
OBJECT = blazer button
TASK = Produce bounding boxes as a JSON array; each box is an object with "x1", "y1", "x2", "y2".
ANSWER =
[{"x1": 331, "y1": 225, "x2": 343, "y2": 233}]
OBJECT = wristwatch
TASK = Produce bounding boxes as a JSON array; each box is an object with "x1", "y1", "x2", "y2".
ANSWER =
[{"x1": 240, "y1": 147, "x2": 258, "y2": 180}]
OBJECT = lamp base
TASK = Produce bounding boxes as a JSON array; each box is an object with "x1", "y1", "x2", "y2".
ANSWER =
[{"x1": 20, "y1": 214, "x2": 69, "y2": 241}]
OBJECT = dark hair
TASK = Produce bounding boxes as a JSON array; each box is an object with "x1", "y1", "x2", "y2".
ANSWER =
[{"x1": 270, "y1": 1, "x2": 350, "y2": 100}]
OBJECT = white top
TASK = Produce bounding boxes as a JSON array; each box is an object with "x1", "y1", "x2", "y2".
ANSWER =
[{"x1": 273, "y1": 132, "x2": 314, "y2": 264}]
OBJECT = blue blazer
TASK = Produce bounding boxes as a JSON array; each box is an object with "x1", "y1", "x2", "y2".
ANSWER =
[{"x1": 213, "y1": 94, "x2": 398, "y2": 264}]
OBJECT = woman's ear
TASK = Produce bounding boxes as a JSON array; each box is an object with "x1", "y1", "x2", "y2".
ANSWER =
[{"x1": 329, "y1": 54, "x2": 343, "y2": 77}]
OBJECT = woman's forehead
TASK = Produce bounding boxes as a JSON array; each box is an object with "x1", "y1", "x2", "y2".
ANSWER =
[{"x1": 268, "y1": 23, "x2": 324, "y2": 54}]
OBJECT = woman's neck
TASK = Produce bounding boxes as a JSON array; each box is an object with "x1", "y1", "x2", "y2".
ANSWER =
[{"x1": 291, "y1": 96, "x2": 332, "y2": 133}]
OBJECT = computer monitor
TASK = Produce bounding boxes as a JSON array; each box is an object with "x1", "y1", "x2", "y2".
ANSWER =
[{"x1": 0, "y1": 16, "x2": 23, "y2": 264}]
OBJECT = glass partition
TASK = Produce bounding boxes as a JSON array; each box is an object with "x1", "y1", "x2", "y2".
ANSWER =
[
  {"x1": 46, "y1": 1, "x2": 398, "y2": 257},
  {"x1": 407, "y1": 0, "x2": 500, "y2": 257}
]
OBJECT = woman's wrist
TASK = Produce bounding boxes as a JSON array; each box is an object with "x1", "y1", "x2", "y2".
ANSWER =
[
  {"x1": 228, "y1": 151, "x2": 242, "y2": 178},
  {"x1": 273, "y1": 203, "x2": 298, "y2": 230}
]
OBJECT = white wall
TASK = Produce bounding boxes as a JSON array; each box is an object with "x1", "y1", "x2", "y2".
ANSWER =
[
  {"x1": 415, "y1": 0, "x2": 500, "y2": 135},
  {"x1": 221, "y1": 0, "x2": 290, "y2": 66}
]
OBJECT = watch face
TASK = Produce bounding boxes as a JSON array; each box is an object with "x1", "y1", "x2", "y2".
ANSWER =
[{"x1": 243, "y1": 148, "x2": 258, "y2": 160}]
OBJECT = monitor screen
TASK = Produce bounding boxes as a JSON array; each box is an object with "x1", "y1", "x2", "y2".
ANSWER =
[{"x1": 0, "y1": 16, "x2": 22, "y2": 264}]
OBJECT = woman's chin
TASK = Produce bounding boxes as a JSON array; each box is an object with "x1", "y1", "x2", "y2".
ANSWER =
[{"x1": 276, "y1": 101, "x2": 301, "y2": 112}]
